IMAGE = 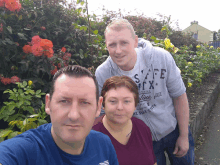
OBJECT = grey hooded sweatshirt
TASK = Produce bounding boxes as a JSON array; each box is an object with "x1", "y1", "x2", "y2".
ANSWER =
[{"x1": 95, "y1": 38, "x2": 186, "y2": 141}]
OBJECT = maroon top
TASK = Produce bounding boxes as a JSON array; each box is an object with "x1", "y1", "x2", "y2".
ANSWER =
[{"x1": 92, "y1": 116, "x2": 157, "y2": 165}]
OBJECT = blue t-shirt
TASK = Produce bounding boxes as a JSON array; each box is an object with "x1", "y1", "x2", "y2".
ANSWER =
[{"x1": 0, "y1": 123, "x2": 119, "y2": 165}]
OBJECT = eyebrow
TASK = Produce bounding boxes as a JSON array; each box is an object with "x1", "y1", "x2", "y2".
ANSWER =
[
  {"x1": 59, "y1": 96, "x2": 91, "y2": 101},
  {"x1": 108, "y1": 97, "x2": 132, "y2": 99}
]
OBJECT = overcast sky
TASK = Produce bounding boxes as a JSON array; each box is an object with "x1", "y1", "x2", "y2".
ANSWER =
[{"x1": 86, "y1": 0, "x2": 219, "y2": 32}]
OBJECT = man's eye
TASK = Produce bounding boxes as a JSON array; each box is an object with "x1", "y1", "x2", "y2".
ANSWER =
[
  {"x1": 122, "y1": 42, "x2": 127, "y2": 45},
  {"x1": 109, "y1": 44, "x2": 116, "y2": 47},
  {"x1": 81, "y1": 101, "x2": 90, "y2": 105},
  {"x1": 125, "y1": 100, "x2": 130, "y2": 103},
  {"x1": 110, "y1": 100, "x2": 116, "y2": 103}
]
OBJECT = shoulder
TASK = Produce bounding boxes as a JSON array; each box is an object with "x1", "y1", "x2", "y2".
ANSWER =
[
  {"x1": 153, "y1": 46, "x2": 173, "y2": 59},
  {"x1": 0, "y1": 123, "x2": 51, "y2": 155},
  {"x1": 131, "y1": 117, "x2": 151, "y2": 132},
  {"x1": 95, "y1": 56, "x2": 111, "y2": 75},
  {"x1": 88, "y1": 130, "x2": 113, "y2": 149},
  {"x1": 0, "y1": 130, "x2": 38, "y2": 164}
]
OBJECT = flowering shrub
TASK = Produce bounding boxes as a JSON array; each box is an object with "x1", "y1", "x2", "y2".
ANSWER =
[
  {"x1": 0, "y1": 0, "x2": 21, "y2": 12},
  {"x1": 0, "y1": 76, "x2": 20, "y2": 85}
]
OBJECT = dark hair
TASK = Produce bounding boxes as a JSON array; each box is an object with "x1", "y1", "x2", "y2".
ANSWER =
[
  {"x1": 49, "y1": 65, "x2": 99, "y2": 104},
  {"x1": 101, "y1": 76, "x2": 139, "y2": 107}
]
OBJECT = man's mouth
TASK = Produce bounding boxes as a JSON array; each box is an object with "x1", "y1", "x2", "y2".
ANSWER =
[{"x1": 115, "y1": 56, "x2": 125, "y2": 59}]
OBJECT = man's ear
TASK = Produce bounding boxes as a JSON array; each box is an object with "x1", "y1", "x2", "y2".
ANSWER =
[
  {"x1": 96, "y1": 96, "x2": 103, "y2": 117},
  {"x1": 45, "y1": 94, "x2": 51, "y2": 115},
  {"x1": 134, "y1": 35, "x2": 138, "y2": 48}
]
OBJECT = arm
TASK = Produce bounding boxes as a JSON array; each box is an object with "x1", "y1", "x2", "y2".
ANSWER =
[
  {"x1": 172, "y1": 92, "x2": 189, "y2": 157},
  {"x1": 154, "y1": 163, "x2": 157, "y2": 165}
]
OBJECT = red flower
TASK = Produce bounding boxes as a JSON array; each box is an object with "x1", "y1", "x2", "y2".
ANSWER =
[
  {"x1": 40, "y1": 26, "x2": 46, "y2": 31},
  {"x1": 43, "y1": 48, "x2": 54, "y2": 58},
  {"x1": 65, "y1": 52, "x2": 71, "y2": 57},
  {"x1": 0, "y1": 23, "x2": 3, "y2": 33},
  {"x1": 31, "y1": 35, "x2": 41, "y2": 45},
  {"x1": 62, "y1": 54, "x2": 69, "y2": 61},
  {"x1": 0, "y1": 0, "x2": 5, "y2": 7},
  {"x1": 31, "y1": 44, "x2": 43, "y2": 57},
  {"x1": 63, "y1": 62, "x2": 68, "y2": 67},
  {"x1": 40, "y1": 39, "x2": 53, "y2": 49},
  {"x1": 50, "y1": 66, "x2": 57, "y2": 75},
  {"x1": 61, "y1": 47, "x2": 66, "y2": 53},
  {"x1": 22, "y1": 45, "x2": 32, "y2": 54},
  {"x1": 1, "y1": 77, "x2": 11, "y2": 85},
  {"x1": 11, "y1": 76, "x2": 20, "y2": 84},
  {"x1": 58, "y1": 63, "x2": 61, "y2": 68},
  {"x1": 5, "y1": 0, "x2": 21, "y2": 12}
]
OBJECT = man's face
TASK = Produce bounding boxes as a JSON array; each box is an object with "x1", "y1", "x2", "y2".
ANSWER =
[
  {"x1": 45, "y1": 75, "x2": 102, "y2": 146},
  {"x1": 103, "y1": 87, "x2": 136, "y2": 125},
  {"x1": 105, "y1": 28, "x2": 138, "y2": 70}
]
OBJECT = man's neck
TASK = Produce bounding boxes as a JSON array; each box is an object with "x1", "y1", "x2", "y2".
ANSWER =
[{"x1": 51, "y1": 127, "x2": 85, "y2": 155}]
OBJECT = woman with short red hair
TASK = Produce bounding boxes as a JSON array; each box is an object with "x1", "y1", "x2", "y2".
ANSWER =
[{"x1": 93, "y1": 76, "x2": 157, "y2": 165}]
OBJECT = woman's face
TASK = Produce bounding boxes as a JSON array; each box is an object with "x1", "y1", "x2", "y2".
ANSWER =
[{"x1": 103, "y1": 87, "x2": 136, "y2": 125}]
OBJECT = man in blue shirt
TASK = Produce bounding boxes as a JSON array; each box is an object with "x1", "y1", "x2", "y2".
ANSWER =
[{"x1": 0, "y1": 65, "x2": 119, "y2": 165}]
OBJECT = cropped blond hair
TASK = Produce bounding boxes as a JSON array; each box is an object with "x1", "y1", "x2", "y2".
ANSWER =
[{"x1": 104, "y1": 19, "x2": 136, "y2": 39}]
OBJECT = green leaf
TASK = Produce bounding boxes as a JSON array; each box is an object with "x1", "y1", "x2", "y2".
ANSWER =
[
  {"x1": 29, "y1": 114, "x2": 39, "y2": 118},
  {"x1": 93, "y1": 30, "x2": 98, "y2": 35},
  {"x1": 8, "y1": 105, "x2": 15, "y2": 112},
  {"x1": 28, "y1": 118, "x2": 37, "y2": 122},
  {"x1": 5, "y1": 38, "x2": 14, "y2": 45},
  {"x1": 24, "y1": 106, "x2": 34, "y2": 114},
  {"x1": 24, "y1": 28, "x2": 31, "y2": 31},
  {"x1": 18, "y1": 15, "x2": 22, "y2": 20},
  {"x1": 36, "y1": 90, "x2": 41, "y2": 95},
  {"x1": 7, "y1": 26, "x2": 12, "y2": 34},
  {"x1": 8, "y1": 131, "x2": 19, "y2": 139},
  {"x1": 150, "y1": 36, "x2": 156, "y2": 40},
  {"x1": 0, "y1": 129, "x2": 13, "y2": 138},
  {"x1": 18, "y1": 33, "x2": 27, "y2": 40},
  {"x1": 80, "y1": 1, "x2": 84, "y2": 5},
  {"x1": 83, "y1": 9, "x2": 86, "y2": 13},
  {"x1": 17, "y1": 101, "x2": 24, "y2": 108},
  {"x1": 24, "y1": 100, "x2": 31, "y2": 105},
  {"x1": 161, "y1": 27, "x2": 166, "y2": 32},
  {"x1": 38, "y1": 119, "x2": 48, "y2": 125},
  {"x1": 23, "y1": 81, "x2": 27, "y2": 87}
]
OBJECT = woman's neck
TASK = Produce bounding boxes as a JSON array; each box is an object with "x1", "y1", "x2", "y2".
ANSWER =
[{"x1": 102, "y1": 115, "x2": 132, "y2": 135}]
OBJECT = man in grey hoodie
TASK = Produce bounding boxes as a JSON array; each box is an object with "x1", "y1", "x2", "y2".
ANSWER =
[{"x1": 95, "y1": 19, "x2": 194, "y2": 165}]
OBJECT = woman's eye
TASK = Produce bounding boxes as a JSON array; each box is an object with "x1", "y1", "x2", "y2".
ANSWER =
[{"x1": 60, "y1": 100, "x2": 68, "y2": 103}]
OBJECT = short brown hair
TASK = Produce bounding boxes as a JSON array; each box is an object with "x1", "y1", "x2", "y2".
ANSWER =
[
  {"x1": 101, "y1": 76, "x2": 139, "y2": 107},
  {"x1": 49, "y1": 65, "x2": 99, "y2": 105}
]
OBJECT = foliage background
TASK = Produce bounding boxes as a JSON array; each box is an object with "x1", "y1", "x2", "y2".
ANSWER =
[{"x1": 0, "y1": 0, "x2": 220, "y2": 141}]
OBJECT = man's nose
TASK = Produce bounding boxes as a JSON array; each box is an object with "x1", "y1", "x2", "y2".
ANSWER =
[
  {"x1": 116, "y1": 45, "x2": 122, "y2": 54},
  {"x1": 68, "y1": 102, "x2": 80, "y2": 121}
]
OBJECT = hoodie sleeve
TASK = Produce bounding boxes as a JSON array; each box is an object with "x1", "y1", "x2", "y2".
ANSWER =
[{"x1": 164, "y1": 51, "x2": 186, "y2": 98}]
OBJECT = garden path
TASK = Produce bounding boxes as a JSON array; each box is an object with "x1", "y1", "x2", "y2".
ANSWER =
[{"x1": 194, "y1": 94, "x2": 220, "y2": 165}]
